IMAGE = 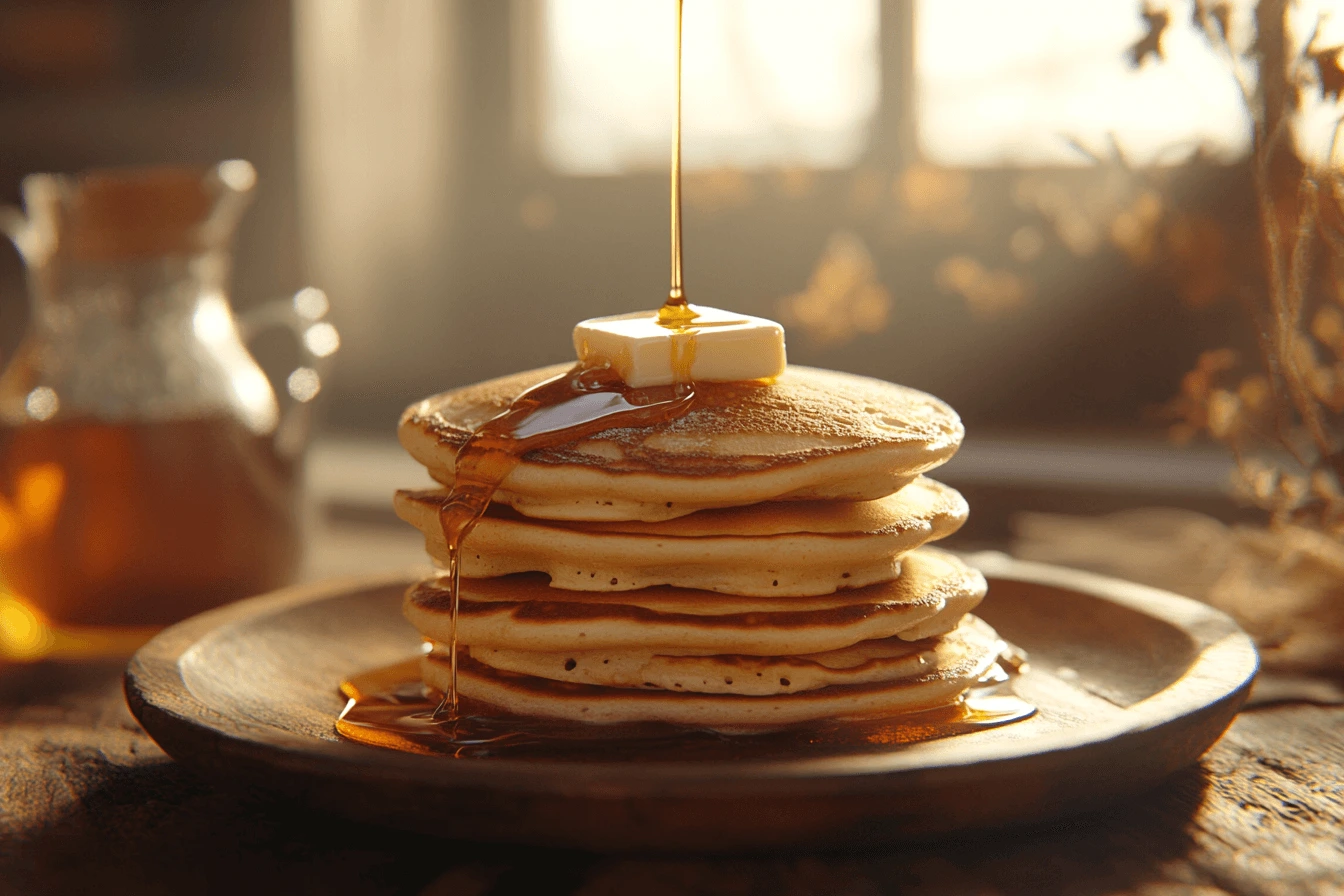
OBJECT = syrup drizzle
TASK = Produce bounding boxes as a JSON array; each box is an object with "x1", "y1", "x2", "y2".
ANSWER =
[
  {"x1": 433, "y1": 0, "x2": 701, "y2": 717},
  {"x1": 665, "y1": 0, "x2": 688, "y2": 317},
  {"x1": 435, "y1": 370, "x2": 694, "y2": 717}
]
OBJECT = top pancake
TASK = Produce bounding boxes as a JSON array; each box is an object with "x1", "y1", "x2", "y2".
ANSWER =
[{"x1": 399, "y1": 364, "x2": 963, "y2": 521}]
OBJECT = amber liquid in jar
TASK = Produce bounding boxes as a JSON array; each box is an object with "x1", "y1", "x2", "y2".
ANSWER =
[{"x1": 0, "y1": 416, "x2": 300, "y2": 640}]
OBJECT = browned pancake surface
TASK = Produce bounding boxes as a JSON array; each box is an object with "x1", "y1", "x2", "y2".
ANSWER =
[{"x1": 400, "y1": 364, "x2": 963, "y2": 477}]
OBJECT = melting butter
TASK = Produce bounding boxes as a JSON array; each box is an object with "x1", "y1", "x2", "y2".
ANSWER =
[{"x1": 573, "y1": 305, "x2": 786, "y2": 388}]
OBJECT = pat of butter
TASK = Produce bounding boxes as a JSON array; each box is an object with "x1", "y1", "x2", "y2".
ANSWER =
[{"x1": 573, "y1": 305, "x2": 787, "y2": 388}]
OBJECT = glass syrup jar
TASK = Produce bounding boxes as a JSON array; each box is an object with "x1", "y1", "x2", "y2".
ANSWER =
[{"x1": 0, "y1": 162, "x2": 337, "y2": 656}]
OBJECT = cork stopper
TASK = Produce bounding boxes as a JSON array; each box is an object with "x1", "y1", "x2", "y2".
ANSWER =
[{"x1": 21, "y1": 161, "x2": 256, "y2": 262}]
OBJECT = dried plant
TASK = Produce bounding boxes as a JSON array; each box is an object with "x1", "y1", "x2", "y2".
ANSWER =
[
  {"x1": 1157, "y1": 0, "x2": 1344, "y2": 534},
  {"x1": 996, "y1": 3, "x2": 1344, "y2": 675},
  {"x1": 1017, "y1": 1, "x2": 1344, "y2": 674}
]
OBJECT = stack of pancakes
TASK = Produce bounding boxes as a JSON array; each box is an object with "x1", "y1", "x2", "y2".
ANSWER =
[{"x1": 395, "y1": 364, "x2": 1003, "y2": 731}]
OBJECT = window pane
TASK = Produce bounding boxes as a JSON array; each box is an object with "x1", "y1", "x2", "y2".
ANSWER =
[
  {"x1": 541, "y1": 0, "x2": 880, "y2": 174},
  {"x1": 915, "y1": 0, "x2": 1252, "y2": 166}
]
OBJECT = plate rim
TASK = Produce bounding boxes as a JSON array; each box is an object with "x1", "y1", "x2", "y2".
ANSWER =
[{"x1": 124, "y1": 555, "x2": 1258, "y2": 797}]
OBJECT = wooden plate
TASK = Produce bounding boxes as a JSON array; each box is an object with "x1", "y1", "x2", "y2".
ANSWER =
[{"x1": 124, "y1": 553, "x2": 1256, "y2": 852}]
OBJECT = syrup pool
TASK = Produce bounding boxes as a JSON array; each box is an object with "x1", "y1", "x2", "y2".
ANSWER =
[{"x1": 335, "y1": 656, "x2": 1036, "y2": 761}]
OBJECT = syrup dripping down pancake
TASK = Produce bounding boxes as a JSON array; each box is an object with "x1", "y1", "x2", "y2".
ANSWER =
[
  {"x1": 403, "y1": 547, "x2": 986, "y2": 656},
  {"x1": 420, "y1": 616, "x2": 1003, "y2": 730},
  {"x1": 399, "y1": 364, "x2": 963, "y2": 522},
  {"x1": 393, "y1": 476, "x2": 967, "y2": 596}
]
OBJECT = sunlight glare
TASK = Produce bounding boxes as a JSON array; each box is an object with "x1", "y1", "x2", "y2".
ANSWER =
[
  {"x1": 916, "y1": 0, "x2": 1254, "y2": 166},
  {"x1": 542, "y1": 0, "x2": 879, "y2": 174}
]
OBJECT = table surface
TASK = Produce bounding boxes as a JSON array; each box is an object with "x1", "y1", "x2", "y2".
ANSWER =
[{"x1": 3, "y1": 440, "x2": 1343, "y2": 896}]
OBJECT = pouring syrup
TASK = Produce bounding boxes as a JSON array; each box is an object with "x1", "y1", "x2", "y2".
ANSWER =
[
  {"x1": 431, "y1": 0, "x2": 699, "y2": 720},
  {"x1": 336, "y1": 0, "x2": 1035, "y2": 756}
]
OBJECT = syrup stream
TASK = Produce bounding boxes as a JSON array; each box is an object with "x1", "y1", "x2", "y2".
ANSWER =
[
  {"x1": 666, "y1": 0, "x2": 686, "y2": 312},
  {"x1": 434, "y1": 0, "x2": 700, "y2": 717}
]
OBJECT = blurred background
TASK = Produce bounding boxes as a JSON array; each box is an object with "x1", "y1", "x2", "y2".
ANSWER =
[
  {"x1": 8, "y1": 0, "x2": 1344, "y2": 665},
  {"x1": 0, "y1": 0, "x2": 1274, "y2": 434}
]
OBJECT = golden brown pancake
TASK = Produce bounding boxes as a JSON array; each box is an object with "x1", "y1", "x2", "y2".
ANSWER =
[
  {"x1": 460, "y1": 635, "x2": 934, "y2": 696},
  {"x1": 393, "y1": 476, "x2": 966, "y2": 596},
  {"x1": 391, "y1": 357, "x2": 999, "y2": 731},
  {"x1": 399, "y1": 364, "x2": 963, "y2": 521},
  {"x1": 421, "y1": 616, "x2": 1003, "y2": 729},
  {"x1": 402, "y1": 546, "x2": 986, "y2": 656}
]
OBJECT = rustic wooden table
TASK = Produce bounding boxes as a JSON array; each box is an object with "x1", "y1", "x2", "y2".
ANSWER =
[
  {"x1": 2, "y1": 441, "x2": 1342, "y2": 895},
  {"x1": 2, "y1": 654, "x2": 1340, "y2": 895}
]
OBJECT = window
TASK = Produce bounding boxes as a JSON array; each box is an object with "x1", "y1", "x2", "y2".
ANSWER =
[
  {"x1": 540, "y1": 0, "x2": 880, "y2": 174},
  {"x1": 915, "y1": 0, "x2": 1252, "y2": 166}
]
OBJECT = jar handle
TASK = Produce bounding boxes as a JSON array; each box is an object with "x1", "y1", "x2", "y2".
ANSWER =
[
  {"x1": 237, "y1": 287, "x2": 339, "y2": 459},
  {"x1": 0, "y1": 204, "x2": 28, "y2": 251}
]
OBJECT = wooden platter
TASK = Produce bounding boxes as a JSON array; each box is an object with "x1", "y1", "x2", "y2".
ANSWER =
[{"x1": 124, "y1": 553, "x2": 1257, "y2": 852}]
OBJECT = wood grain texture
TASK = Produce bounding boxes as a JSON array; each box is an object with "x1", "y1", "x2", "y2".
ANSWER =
[
  {"x1": 116, "y1": 559, "x2": 1258, "y2": 853},
  {"x1": 1, "y1": 664, "x2": 1340, "y2": 895},
  {"x1": 0, "y1": 662, "x2": 451, "y2": 896}
]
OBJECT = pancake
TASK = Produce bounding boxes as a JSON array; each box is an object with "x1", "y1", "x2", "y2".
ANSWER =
[
  {"x1": 402, "y1": 546, "x2": 987, "y2": 656},
  {"x1": 897, "y1": 585, "x2": 985, "y2": 641},
  {"x1": 399, "y1": 364, "x2": 963, "y2": 521},
  {"x1": 393, "y1": 476, "x2": 967, "y2": 596},
  {"x1": 460, "y1": 634, "x2": 935, "y2": 696},
  {"x1": 421, "y1": 616, "x2": 1003, "y2": 729}
]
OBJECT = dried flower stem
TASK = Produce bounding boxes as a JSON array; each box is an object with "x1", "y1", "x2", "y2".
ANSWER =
[{"x1": 1171, "y1": 1, "x2": 1344, "y2": 529}]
